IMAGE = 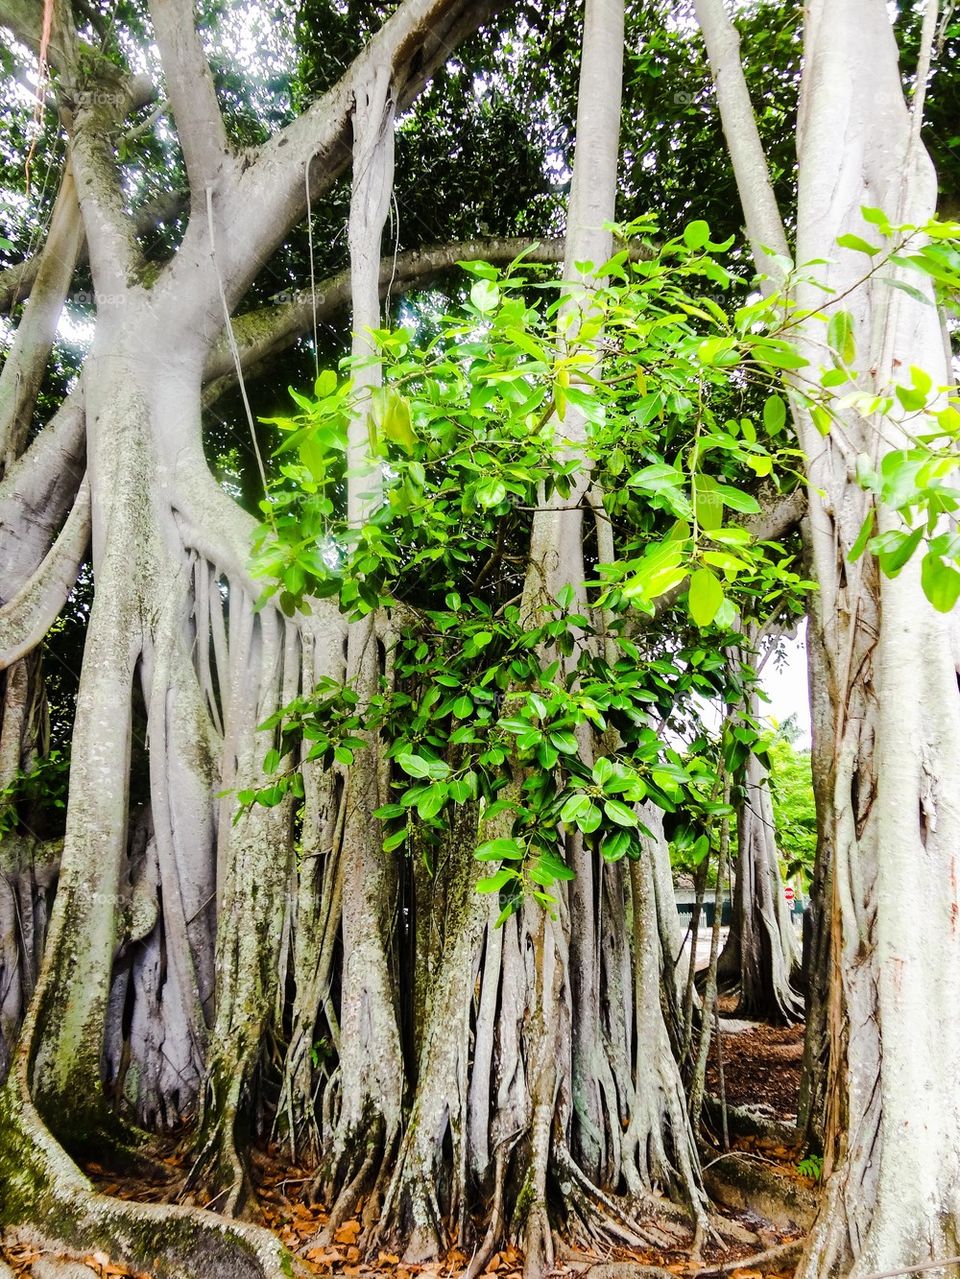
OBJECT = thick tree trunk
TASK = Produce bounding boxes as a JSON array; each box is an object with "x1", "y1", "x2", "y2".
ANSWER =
[
  {"x1": 0, "y1": 0, "x2": 711, "y2": 1271},
  {"x1": 0, "y1": 302, "x2": 314, "y2": 1272},
  {"x1": 725, "y1": 677, "x2": 803, "y2": 1025},
  {"x1": 315, "y1": 64, "x2": 406, "y2": 1234},
  {"x1": 792, "y1": 3, "x2": 960, "y2": 1273},
  {"x1": 698, "y1": 1, "x2": 960, "y2": 1262}
]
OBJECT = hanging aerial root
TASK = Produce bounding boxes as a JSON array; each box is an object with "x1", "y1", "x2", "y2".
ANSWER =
[
  {"x1": 0, "y1": 1054, "x2": 303, "y2": 1279},
  {"x1": 463, "y1": 1142, "x2": 512, "y2": 1279}
]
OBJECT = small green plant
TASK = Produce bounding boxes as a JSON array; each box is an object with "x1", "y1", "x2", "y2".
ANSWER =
[
  {"x1": 797, "y1": 1154, "x2": 823, "y2": 1182},
  {"x1": 0, "y1": 750, "x2": 69, "y2": 838}
]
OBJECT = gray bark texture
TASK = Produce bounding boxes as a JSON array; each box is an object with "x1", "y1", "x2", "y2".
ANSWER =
[
  {"x1": 0, "y1": 0, "x2": 712, "y2": 1274},
  {"x1": 701, "y1": 0, "x2": 960, "y2": 1271}
]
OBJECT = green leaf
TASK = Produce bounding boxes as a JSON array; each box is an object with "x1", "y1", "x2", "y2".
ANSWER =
[
  {"x1": 373, "y1": 803, "x2": 407, "y2": 819},
  {"x1": 448, "y1": 779, "x2": 472, "y2": 804},
  {"x1": 417, "y1": 783, "x2": 448, "y2": 819},
  {"x1": 452, "y1": 695, "x2": 473, "y2": 718},
  {"x1": 476, "y1": 477, "x2": 507, "y2": 508},
  {"x1": 873, "y1": 526, "x2": 923, "y2": 577},
  {"x1": 836, "y1": 233, "x2": 880, "y2": 256},
  {"x1": 314, "y1": 369, "x2": 338, "y2": 398},
  {"x1": 921, "y1": 552, "x2": 960, "y2": 612},
  {"x1": 560, "y1": 793, "x2": 592, "y2": 824},
  {"x1": 600, "y1": 830, "x2": 632, "y2": 862},
  {"x1": 683, "y1": 219, "x2": 710, "y2": 249},
  {"x1": 382, "y1": 390, "x2": 415, "y2": 453},
  {"x1": 861, "y1": 206, "x2": 890, "y2": 228},
  {"x1": 470, "y1": 279, "x2": 501, "y2": 313},
  {"x1": 877, "y1": 276, "x2": 931, "y2": 306},
  {"x1": 763, "y1": 395, "x2": 786, "y2": 435},
  {"x1": 750, "y1": 339, "x2": 808, "y2": 370},
  {"x1": 475, "y1": 837, "x2": 526, "y2": 861},
  {"x1": 530, "y1": 849, "x2": 576, "y2": 886},
  {"x1": 604, "y1": 798, "x2": 639, "y2": 827},
  {"x1": 714, "y1": 484, "x2": 760, "y2": 514},
  {"x1": 688, "y1": 567, "x2": 725, "y2": 628},
  {"x1": 848, "y1": 512, "x2": 875, "y2": 563},
  {"x1": 810, "y1": 405, "x2": 832, "y2": 436},
  {"x1": 556, "y1": 583, "x2": 576, "y2": 611},
  {"x1": 576, "y1": 802, "x2": 602, "y2": 835},
  {"x1": 592, "y1": 756, "x2": 615, "y2": 786},
  {"x1": 694, "y1": 475, "x2": 723, "y2": 531},
  {"x1": 397, "y1": 753, "x2": 449, "y2": 780},
  {"x1": 697, "y1": 336, "x2": 739, "y2": 368},
  {"x1": 477, "y1": 868, "x2": 516, "y2": 893},
  {"x1": 263, "y1": 748, "x2": 281, "y2": 774},
  {"x1": 827, "y1": 310, "x2": 856, "y2": 364}
]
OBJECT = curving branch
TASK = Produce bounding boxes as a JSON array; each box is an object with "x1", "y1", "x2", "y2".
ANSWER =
[
  {"x1": 0, "y1": 187, "x2": 187, "y2": 315},
  {"x1": 147, "y1": 0, "x2": 231, "y2": 196},
  {"x1": 0, "y1": 392, "x2": 86, "y2": 599},
  {"x1": 211, "y1": 0, "x2": 507, "y2": 310},
  {"x1": 202, "y1": 236, "x2": 565, "y2": 394},
  {"x1": 693, "y1": 0, "x2": 790, "y2": 287},
  {"x1": 38, "y1": 7, "x2": 155, "y2": 295},
  {"x1": 0, "y1": 475, "x2": 90, "y2": 671},
  {"x1": 0, "y1": 163, "x2": 84, "y2": 473},
  {"x1": 747, "y1": 485, "x2": 808, "y2": 543}
]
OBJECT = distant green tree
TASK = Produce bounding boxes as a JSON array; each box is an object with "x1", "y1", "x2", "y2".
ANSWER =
[{"x1": 768, "y1": 735, "x2": 817, "y2": 887}]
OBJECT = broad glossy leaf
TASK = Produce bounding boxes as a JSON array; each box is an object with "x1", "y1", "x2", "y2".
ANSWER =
[{"x1": 688, "y1": 567, "x2": 724, "y2": 627}]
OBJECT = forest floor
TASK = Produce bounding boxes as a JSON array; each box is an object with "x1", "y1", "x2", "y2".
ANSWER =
[{"x1": 1, "y1": 1011, "x2": 815, "y2": 1279}]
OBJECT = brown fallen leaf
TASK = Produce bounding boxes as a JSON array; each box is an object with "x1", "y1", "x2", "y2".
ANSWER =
[
  {"x1": 335, "y1": 1220, "x2": 362, "y2": 1245},
  {"x1": 303, "y1": 1246, "x2": 340, "y2": 1264}
]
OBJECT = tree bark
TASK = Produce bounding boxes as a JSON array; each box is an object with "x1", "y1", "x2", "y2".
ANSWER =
[{"x1": 790, "y1": 2, "x2": 960, "y2": 1272}]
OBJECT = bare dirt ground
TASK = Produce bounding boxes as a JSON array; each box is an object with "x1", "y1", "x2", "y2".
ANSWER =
[{"x1": 708, "y1": 1003, "x2": 805, "y2": 1124}]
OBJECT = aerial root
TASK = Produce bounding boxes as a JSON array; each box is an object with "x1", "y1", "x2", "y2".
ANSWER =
[
  {"x1": 463, "y1": 1144, "x2": 510, "y2": 1279},
  {"x1": 181, "y1": 1086, "x2": 251, "y2": 1219},
  {"x1": 554, "y1": 1145, "x2": 687, "y2": 1253},
  {"x1": 694, "y1": 1237, "x2": 805, "y2": 1276},
  {"x1": 305, "y1": 1116, "x2": 389, "y2": 1248},
  {"x1": 564, "y1": 1265, "x2": 676, "y2": 1279}
]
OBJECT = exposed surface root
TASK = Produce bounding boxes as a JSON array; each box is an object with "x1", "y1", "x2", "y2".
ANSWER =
[
  {"x1": 694, "y1": 1237, "x2": 805, "y2": 1275},
  {"x1": 0, "y1": 1068, "x2": 301, "y2": 1279},
  {"x1": 565, "y1": 1266, "x2": 675, "y2": 1279}
]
